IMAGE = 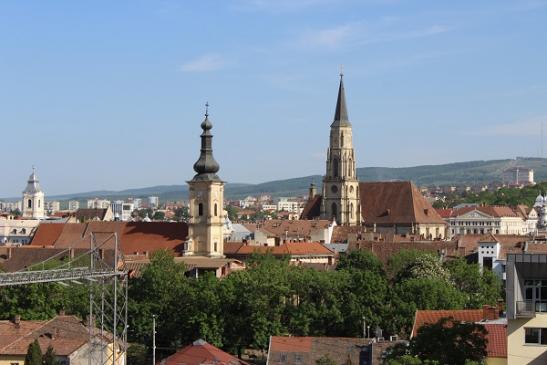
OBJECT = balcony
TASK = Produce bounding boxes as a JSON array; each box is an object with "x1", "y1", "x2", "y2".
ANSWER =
[{"x1": 516, "y1": 300, "x2": 547, "y2": 318}]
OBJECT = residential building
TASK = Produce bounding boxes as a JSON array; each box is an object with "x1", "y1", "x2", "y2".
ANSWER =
[
  {"x1": 276, "y1": 198, "x2": 303, "y2": 214},
  {"x1": 45, "y1": 200, "x2": 60, "y2": 214},
  {"x1": 121, "y1": 202, "x2": 134, "y2": 221},
  {"x1": 319, "y1": 74, "x2": 361, "y2": 225},
  {"x1": 159, "y1": 339, "x2": 247, "y2": 365},
  {"x1": 506, "y1": 253, "x2": 547, "y2": 364},
  {"x1": 148, "y1": 196, "x2": 159, "y2": 209},
  {"x1": 243, "y1": 220, "x2": 336, "y2": 246},
  {"x1": 22, "y1": 167, "x2": 45, "y2": 219},
  {"x1": 71, "y1": 208, "x2": 114, "y2": 222},
  {"x1": 183, "y1": 108, "x2": 224, "y2": 258},
  {"x1": 87, "y1": 198, "x2": 111, "y2": 209},
  {"x1": 0, "y1": 216, "x2": 40, "y2": 245},
  {"x1": 68, "y1": 200, "x2": 80, "y2": 211},
  {"x1": 132, "y1": 198, "x2": 142, "y2": 209},
  {"x1": 267, "y1": 336, "x2": 406, "y2": 365},
  {"x1": 111, "y1": 200, "x2": 124, "y2": 220},
  {"x1": 0, "y1": 315, "x2": 124, "y2": 365}
]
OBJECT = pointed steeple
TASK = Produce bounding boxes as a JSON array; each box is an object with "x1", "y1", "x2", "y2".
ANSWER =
[
  {"x1": 331, "y1": 73, "x2": 351, "y2": 127},
  {"x1": 192, "y1": 103, "x2": 220, "y2": 181},
  {"x1": 23, "y1": 166, "x2": 42, "y2": 194}
]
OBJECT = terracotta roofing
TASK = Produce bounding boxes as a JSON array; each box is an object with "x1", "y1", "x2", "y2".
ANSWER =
[
  {"x1": 360, "y1": 181, "x2": 445, "y2": 225},
  {"x1": 268, "y1": 336, "x2": 404, "y2": 365},
  {"x1": 29, "y1": 223, "x2": 65, "y2": 246},
  {"x1": 411, "y1": 309, "x2": 495, "y2": 338},
  {"x1": 160, "y1": 339, "x2": 247, "y2": 365},
  {"x1": 482, "y1": 323, "x2": 507, "y2": 358},
  {"x1": 440, "y1": 205, "x2": 520, "y2": 218},
  {"x1": 300, "y1": 195, "x2": 322, "y2": 220},
  {"x1": 455, "y1": 234, "x2": 527, "y2": 260},
  {"x1": 224, "y1": 242, "x2": 334, "y2": 258},
  {"x1": 0, "y1": 315, "x2": 111, "y2": 356},
  {"x1": 244, "y1": 219, "x2": 331, "y2": 240},
  {"x1": 74, "y1": 208, "x2": 109, "y2": 221},
  {"x1": 29, "y1": 222, "x2": 188, "y2": 256}
]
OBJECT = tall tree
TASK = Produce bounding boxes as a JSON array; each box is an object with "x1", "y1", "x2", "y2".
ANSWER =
[
  {"x1": 43, "y1": 345, "x2": 59, "y2": 365},
  {"x1": 24, "y1": 339, "x2": 43, "y2": 365}
]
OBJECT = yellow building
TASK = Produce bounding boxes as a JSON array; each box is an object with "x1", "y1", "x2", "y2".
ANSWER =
[{"x1": 506, "y1": 253, "x2": 547, "y2": 364}]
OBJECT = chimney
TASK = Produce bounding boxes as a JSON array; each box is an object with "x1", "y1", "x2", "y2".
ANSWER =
[
  {"x1": 308, "y1": 183, "x2": 317, "y2": 200},
  {"x1": 13, "y1": 315, "x2": 21, "y2": 325},
  {"x1": 482, "y1": 305, "x2": 498, "y2": 320}
]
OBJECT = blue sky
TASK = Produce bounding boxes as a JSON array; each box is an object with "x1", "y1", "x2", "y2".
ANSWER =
[{"x1": 1, "y1": 0, "x2": 547, "y2": 197}]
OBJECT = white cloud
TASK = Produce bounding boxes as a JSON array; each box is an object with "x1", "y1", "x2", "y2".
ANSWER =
[
  {"x1": 295, "y1": 21, "x2": 450, "y2": 50},
  {"x1": 180, "y1": 54, "x2": 224, "y2": 73},
  {"x1": 472, "y1": 116, "x2": 547, "y2": 137}
]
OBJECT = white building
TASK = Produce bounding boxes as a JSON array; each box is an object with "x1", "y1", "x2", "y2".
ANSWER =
[
  {"x1": 87, "y1": 198, "x2": 111, "y2": 209},
  {"x1": 276, "y1": 197, "x2": 304, "y2": 214},
  {"x1": 22, "y1": 168, "x2": 45, "y2": 219},
  {"x1": 68, "y1": 200, "x2": 80, "y2": 211},
  {"x1": 46, "y1": 200, "x2": 60, "y2": 214},
  {"x1": 441, "y1": 205, "x2": 534, "y2": 239},
  {"x1": 121, "y1": 202, "x2": 134, "y2": 221},
  {"x1": 132, "y1": 198, "x2": 142, "y2": 209},
  {"x1": 0, "y1": 216, "x2": 40, "y2": 245},
  {"x1": 148, "y1": 196, "x2": 159, "y2": 209}
]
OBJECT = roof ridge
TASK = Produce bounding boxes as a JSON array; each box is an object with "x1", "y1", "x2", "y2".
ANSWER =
[{"x1": 0, "y1": 316, "x2": 57, "y2": 354}]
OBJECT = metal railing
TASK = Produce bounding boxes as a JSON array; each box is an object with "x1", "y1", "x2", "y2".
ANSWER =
[
  {"x1": 516, "y1": 300, "x2": 547, "y2": 317},
  {"x1": 0, "y1": 267, "x2": 125, "y2": 286}
]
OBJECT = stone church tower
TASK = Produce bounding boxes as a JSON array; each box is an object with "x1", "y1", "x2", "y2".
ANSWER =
[
  {"x1": 22, "y1": 167, "x2": 45, "y2": 219},
  {"x1": 184, "y1": 106, "x2": 225, "y2": 257},
  {"x1": 320, "y1": 74, "x2": 361, "y2": 225}
]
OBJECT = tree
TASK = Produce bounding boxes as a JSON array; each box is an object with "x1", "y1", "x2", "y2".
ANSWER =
[
  {"x1": 24, "y1": 339, "x2": 43, "y2": 365},
  {"x1": 410, "y1": 318, "x2": 487, "y2": 365},
  {"x1": 336, "y1": 250, "x2": 384, "y2": 276},
  {"x1": 43, "y1": 345, "x2": 60, "y2": 365},
  {"x1": 394, "y1": 255, "x2": 450, "y2": 284},
  {"x1": 174, "y1": 207, "x2": 189, "y2": 222},
  {"x1": 444, "y1": 258, "x2": 502, "y2": 308},
  {"x1": 152, "y1": 211, "x2": 165, "y2": 221},
  {"x1": 387, "y1": 250, "x2": 436, "y2": 280}
]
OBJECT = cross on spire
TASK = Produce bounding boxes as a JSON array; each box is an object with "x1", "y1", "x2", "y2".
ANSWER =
[
  {"x1": 339, "y1": 64, "x2": 344, "y2": 78},
  {"x1": 205, "y1": 102, "x2": 209, "y2": 117}
]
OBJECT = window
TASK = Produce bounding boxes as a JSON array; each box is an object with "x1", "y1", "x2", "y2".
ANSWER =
[
  {"x1": 198, "y1": 203, "x2": 203, "y2": 216},
  {"x1": 38, "y1": 200, "x2": 41, "y2": 208},
  {"x1": 331, "y1": 203, "x2": 337, "y2": 219},
  {"x1": 214, "y1": 203, "x2": 218, "y2": 216},
  {"x1": 214, "y1": 242, "x2": 218, "y2": 252},
  {"x1": 525, "y1": 328, "x2": 547, "y2": 345},
  {"x1": 333, "y1": 159, "x2": 339, "y2": 177},
  {"x1": 294, "y1": 354, "x2": 303, "y2": 364},
  {"x1": 28, "y1": 199, "x2": 32, "y2": 208},
  {"x1": 279, "y1": 354, "x2": 287, "y2": 363}
]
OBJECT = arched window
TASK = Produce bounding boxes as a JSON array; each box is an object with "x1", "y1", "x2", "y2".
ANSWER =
[
  {"x1": 38, "y1": 200, "x2": 41, "y2": 208},
  {"x1": 331, "y1": 203, "x2": 337, "y2": 219},
  {"x1": 198, "y1": 203, "x2": 203, "y2": 216},
  {"x1": 28, "y1": 199, "x2": 32, "y2": 208},
  {"x1": 350, "y1": 203, "x2": 354, "y2": 218},
  {"x1": 341, "y1": 133, "x2": 344, "y2": 147},
  {"x1": 214, "y1": 242, "x2": 218, "y2": 252},
  {"x1": 333, "y1": 159, "x2": 339, "y2": 178},
  {"x1": 214, "y1": 203, "x2": 218, "y2": 216}
]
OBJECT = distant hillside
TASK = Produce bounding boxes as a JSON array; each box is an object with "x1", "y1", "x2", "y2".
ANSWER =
[{"x1": 5, "y1": 158, "x2": 547, "y2": 202}]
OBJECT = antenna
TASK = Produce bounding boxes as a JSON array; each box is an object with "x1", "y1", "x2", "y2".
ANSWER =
[{"x1": 542, "y1": 121, "x2": 544, "y2": 158}]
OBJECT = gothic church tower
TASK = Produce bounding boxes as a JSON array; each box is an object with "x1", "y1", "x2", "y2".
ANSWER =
[
  {"x1": 320, "y1": 74, "x2": 361, "y2": 225},
  {"x1": 184, "y1": 105, "x2": 225, "y2": 257},
  {"x1": 22, "y1": 167, "x2": 45, "y2": 219}
]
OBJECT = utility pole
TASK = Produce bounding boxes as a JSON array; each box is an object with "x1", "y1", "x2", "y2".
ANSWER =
[
  {"x1": 152, "y1": 315, "x2": 157, "y2": 365},
  {"x1": 362, "y1": 316, "x2": 366, "y2": 338}
]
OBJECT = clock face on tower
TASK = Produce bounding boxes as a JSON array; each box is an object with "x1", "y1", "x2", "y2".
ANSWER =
[{"x1": 331, "y1": 185, "x2": 338, "y2": 193}]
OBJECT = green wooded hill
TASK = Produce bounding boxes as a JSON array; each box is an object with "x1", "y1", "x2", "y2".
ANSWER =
[{"x1": 15, "y1": 157, "x2": 547, "y2": 202}]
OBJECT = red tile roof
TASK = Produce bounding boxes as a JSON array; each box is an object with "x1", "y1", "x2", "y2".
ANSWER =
[
  {"x1": 483, "y1": 323, "x2": 507, "y2": 358},
  {"x1": 225, "y1": 242, "x2": 334, "y2": 257},
  {"x1": 269, "y1": 336, "x2": 313, "y2": 352},
  {"x1": 29, "y1": 222, "x2": 188, "y2": 256},
  {"x1": 160, "y1": 339, "x2": 247, "y2": 365},
  {"x1": 411, "y1": 308, "x2": 496, "y2": 338}
]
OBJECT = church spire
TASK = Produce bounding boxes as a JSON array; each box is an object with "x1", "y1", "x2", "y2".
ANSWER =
[
  {"x1": 332, "y1": 73, "x2": 351, "y2": 127},
  {"x1": 192, "y1": 103, "x2": 220, "y2": 181}
]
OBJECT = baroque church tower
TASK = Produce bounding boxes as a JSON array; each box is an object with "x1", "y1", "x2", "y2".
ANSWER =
[
  {"x1": 22, "y1": 167, "x2": 45, "y2": 219},
  {"x1": 184, "y1": 105, "x2": 225, "y2": 257},
  {"x1": 320, "y1": 74, "x2": 361, "y2": 225}
]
